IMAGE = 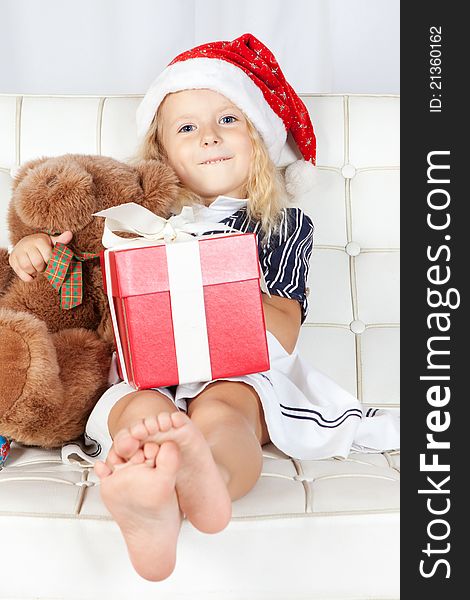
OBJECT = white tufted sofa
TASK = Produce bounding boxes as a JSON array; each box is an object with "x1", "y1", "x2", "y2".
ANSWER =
[{"x1": 0, "y1": 94, "x2": 400, "y2": 600}]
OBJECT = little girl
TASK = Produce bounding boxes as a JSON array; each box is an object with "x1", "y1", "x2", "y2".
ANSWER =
[{"x1": 9, "y1": 33, "x2": 399, "y2": 582}]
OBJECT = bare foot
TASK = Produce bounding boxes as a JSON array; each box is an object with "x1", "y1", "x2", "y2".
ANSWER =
[
  {"x1": 94, "y1": 440, "x2": 183, "y2": 581},
  {"x1": 120, "y1": 412, "x2": 232, "y2": 534}
]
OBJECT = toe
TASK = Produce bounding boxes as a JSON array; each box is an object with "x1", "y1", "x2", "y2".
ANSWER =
[
  {"x1": 106, "y1": 447, "x2": 126, "y2": 468},
  {"x1": 129, "y1": 448, "x2": 146, "y2": 465},
  {"x1": 94, "y1": 460, "x2": 112, "y2": 480},
  {"x1": 144, "y1": 442, "x2": 160, "y2": 466},
  {"x1": 114, "y1": 429, "x2": 140, "y2": 459},
  {"x1": 157, "y1": 412, "x2": 173, "y2": 432},
  {"x1": 170, "y1": 411, "x2": 191, "y2": 429},
  {"x1": 130, "y1": 420, "x2": 149, "y2": 441},
  {"x1": 144, "y1": 415, "x2": 160, "y2": 435},
  {"x1": 144, "y1": 441, "x2": 159, "y2": 460},
  {"x1": 156, "y1": 441, "x2": 180, "y2": 476}
]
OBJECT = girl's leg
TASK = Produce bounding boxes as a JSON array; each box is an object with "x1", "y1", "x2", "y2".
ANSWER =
[{"x1": 186, "y1": 381, "x2": 270, "y2": 500}]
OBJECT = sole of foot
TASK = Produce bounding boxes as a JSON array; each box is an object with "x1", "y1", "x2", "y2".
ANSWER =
[{"x1": 95, "y1": 440, "x2": 183, "y2": 582}]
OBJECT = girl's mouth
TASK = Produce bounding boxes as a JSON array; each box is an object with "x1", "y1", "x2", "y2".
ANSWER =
[{"x1": 200, "y1": 157, "x2": 232, "y2": 165}]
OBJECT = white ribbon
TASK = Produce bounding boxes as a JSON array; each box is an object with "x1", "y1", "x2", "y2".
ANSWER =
[
  {"x1": 94, "y1": 202, "x2": 269, "y2": 387},
  {"x1": 94, "y1": 202, "x2": 240, "y2": 247},
  {"x1": 166, "y1": 240, "x2": 212, "y2": 383}
]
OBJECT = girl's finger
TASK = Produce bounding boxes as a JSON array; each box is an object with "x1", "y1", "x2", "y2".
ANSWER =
[
  {"x1": 11, "y1": 254, "x2": 35, "y2": 281},
  {"x1": 35, "y1": 237, "x2": 55, "y2": 264},
  {"x1": 50, "y1": 230, "x2": 73, "y2": 246},
  {"x1": 12, "y1": 261, "x2": 34, "y2": 282},
  {"x1": 26, "y1": 247, "x2": 48, "y2": 273}
]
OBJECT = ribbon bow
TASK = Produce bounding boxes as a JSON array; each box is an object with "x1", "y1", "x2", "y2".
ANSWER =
[
  {"x1": 93, "y1": 203, "x2": 236, "y2": 248},
  {"x1": 44, "y1": 243, "x2": 99, "y2": 310}
]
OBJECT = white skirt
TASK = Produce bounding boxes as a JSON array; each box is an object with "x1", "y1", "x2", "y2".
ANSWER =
[{"x1": 63, "y1": 332, "x2": 400, "y2": 464}]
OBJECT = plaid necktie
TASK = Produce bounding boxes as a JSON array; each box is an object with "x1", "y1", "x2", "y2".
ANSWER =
[{"x1": 44, "y1": 242, "x2": 99, "y2": 310}]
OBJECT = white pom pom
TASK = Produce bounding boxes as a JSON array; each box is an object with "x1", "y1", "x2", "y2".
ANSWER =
[{"x1": 285, "y1": 160, "x2": 319, "y2": 198}]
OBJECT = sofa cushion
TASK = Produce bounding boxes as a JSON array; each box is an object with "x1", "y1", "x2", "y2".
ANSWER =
[{"x1": 0, "y1": 93, "x2": 400, "y2": 599}]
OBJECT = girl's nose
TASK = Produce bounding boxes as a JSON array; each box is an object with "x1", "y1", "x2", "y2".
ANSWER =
[{"x1": 200, "y1": 127, "x2": 221, "y2": 146}]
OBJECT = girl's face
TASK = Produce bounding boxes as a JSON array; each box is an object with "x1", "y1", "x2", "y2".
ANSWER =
[{"x1": 159, "y1": 89, "x2": 253, "y2": 206}]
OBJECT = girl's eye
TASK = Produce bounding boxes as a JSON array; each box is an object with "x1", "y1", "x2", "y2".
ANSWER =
[
  {"x1": 178, "y1": 124, "x2": 195, "y2": 133},
  {"x1": 177, "y1": 116, "x2": 237, "y2": 133}
]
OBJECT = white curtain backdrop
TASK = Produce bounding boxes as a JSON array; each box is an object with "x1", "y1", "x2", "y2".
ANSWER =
[{"x1": 0, "y1": 0, "x2": 399, "y2": 95}]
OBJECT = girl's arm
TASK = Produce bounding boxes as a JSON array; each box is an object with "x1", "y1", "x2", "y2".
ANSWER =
[{"x1": 261, "y1": 294, "x2": 302, "y2": 355}]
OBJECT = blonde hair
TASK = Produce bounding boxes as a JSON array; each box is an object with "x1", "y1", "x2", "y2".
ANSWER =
[{"x1": 133, "y1": 94, "x2": 289, "y2": 237}]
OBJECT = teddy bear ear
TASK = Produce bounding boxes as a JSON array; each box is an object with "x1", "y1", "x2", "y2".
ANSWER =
[
  {"x1": 10, "y1": 157, "x2": 50, "y2": 189},
  {"x1": 133, "y1": 159, "x2": 180, "y2": 215}
]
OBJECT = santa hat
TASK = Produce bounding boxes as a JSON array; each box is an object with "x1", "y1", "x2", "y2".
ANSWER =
[{"x1": 136, "y1": 32, "x2": 318, "y2": 197}]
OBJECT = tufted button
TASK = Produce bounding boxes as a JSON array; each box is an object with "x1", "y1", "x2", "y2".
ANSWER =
[
  {"x1": 345, "y1": 241, "x2": 361, "y2": 256},
  {"x1": 350, "y1": 319, "x2": 366, "y2": 334},
  {"x1": 341, "y1": 164, "x2": 356, "y2": 178}
]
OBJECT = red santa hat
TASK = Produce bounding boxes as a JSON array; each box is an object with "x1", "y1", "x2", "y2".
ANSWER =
[{"x1": 136, "y1": 33, "x2": 318, "y2": 197}]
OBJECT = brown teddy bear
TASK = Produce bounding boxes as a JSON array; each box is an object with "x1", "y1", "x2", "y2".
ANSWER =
[{"x1": 0, "y1": 154, "x2": 180, "y2": 448}]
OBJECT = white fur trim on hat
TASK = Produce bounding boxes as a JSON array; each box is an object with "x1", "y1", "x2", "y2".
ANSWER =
[
  {"x1": 285, "y1": 160, "x2": 320, "y2": 197},
  {"x1": 136, "y1": 57, "x2": 287, "y2": 165}
]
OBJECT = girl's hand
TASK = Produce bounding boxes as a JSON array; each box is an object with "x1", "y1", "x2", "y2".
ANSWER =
[{"x1": 9, "y1": 231, "x2": 73, "y2": 282}]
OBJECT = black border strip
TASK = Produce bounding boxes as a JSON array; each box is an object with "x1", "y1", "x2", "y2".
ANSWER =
[{"x1": 401, "y1": 3, "x2": 465, "y2": 596}]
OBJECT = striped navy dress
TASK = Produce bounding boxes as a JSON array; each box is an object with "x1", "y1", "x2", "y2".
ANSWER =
[{"x1": 202, "y1": 206, "x2": 315, "y2": 323}]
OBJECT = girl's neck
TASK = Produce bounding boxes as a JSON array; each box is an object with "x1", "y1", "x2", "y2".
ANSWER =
[{"x1": 202, "y1": 193, "x2": 248, "y2": 207}]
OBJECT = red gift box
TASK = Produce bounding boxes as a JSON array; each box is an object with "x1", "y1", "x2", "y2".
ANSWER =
[{"x1": 102, "y1": 233, "x2": 270, "y2": 389}]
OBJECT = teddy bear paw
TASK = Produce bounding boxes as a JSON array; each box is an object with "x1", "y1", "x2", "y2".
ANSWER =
[{"x1": 0, "y1": 308, "x2": 60, "y2": 434}]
